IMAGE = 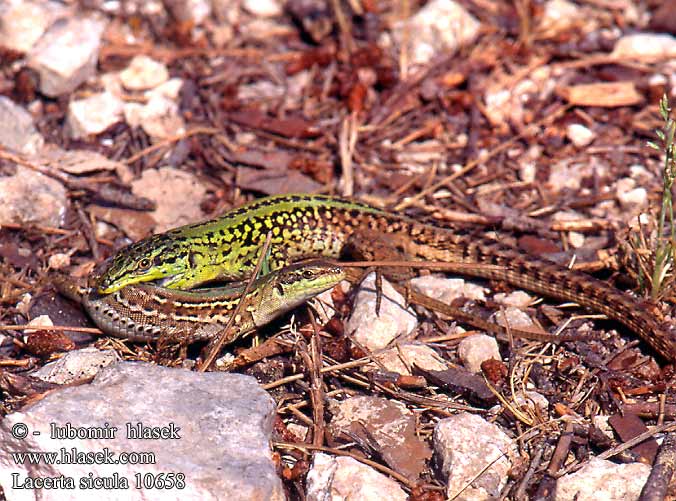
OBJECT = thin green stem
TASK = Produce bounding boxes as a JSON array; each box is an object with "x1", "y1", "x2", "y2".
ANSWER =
[{"x1": 650, "y1": 95, "x2": 676, "y2": 299}]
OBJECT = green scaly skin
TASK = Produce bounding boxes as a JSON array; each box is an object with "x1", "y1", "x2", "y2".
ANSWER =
[
  {"x1": 97, "y1": 194, "x2": 384, "y2": 293},
  {"x1": 93, "y1": 193, "x2": 676, "y2": 361}
]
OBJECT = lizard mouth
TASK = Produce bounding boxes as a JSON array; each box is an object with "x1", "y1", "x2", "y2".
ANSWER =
[{"x1": 155, "y1": 276, "x2": 174, "y2": 287}]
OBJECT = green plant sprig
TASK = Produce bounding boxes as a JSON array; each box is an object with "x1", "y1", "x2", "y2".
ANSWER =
[{"x1": 645, "y1": 94, "x2": 676, "y2": 299}]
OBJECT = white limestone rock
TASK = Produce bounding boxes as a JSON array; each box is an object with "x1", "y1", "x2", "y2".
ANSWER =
[
  {"x1": 555, "y1": 458, "x2": 650, "y2": 501},
  {"x1": 410, "y1": 275, "x2": 487, "y2": 303},
  {"x1": 566, "y1": 123, "x2": 595, "y2": 148},
  {"x1": 390, "y1": 0, "x2": 481, "y2": 66},
  {"x1": 612, "y1": 33, "x2": 676, "y2": 61},
  {"x1": 0, "y1": 96, "x2": 44, "y2": 155},
  {"x1": 27, "y1": 15, "x2": 107, "y2": 96},
  {"x1": 0, "y1": 362, "x2": 284, "y2": 500},
  {"x1": 0, "y1": 0, "x2": 69, "y2": 52},
  {"x1": 307, "y1": 453, "x2": 408, "y2": 501},
  {"x1": 243, "y1": 0, "x2": 283, "y2": 17},
  {"x1": 32, "y1": 347, "x2": 120, "y2": 385},
  {"x1": 458, "y1": 334, "x2": 501, "y2": 373},
  {"x1": 370, "y1": 343, "x2": 447, "y2": 375},
  {"x1": 434, "y1": 412, "x2": 517, "y2": 500},
  {"x1": 119, "y1": 55, "x2": 169, "y2": 91},
  {"x1": 345, "y1": 273, "x2": 418, "y2": 351},
  {"x1": 66, "y1": 91, "x2": 124, "y2": 139},
  {"x1": 0, "y1": 166, "x2": 67, "y2": 227}
]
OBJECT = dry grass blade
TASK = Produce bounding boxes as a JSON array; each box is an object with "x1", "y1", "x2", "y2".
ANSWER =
[{"x1": 198, "y1": 231, "x2": 273, "y2": 371}]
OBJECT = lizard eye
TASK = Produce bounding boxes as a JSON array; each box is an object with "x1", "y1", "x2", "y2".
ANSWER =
[
  {"x1": 302, "y1": 270, "x2": 316, "y2": 279},
  {"x1": 137, "y1": 258, "x2": 152, "y2": 270}
]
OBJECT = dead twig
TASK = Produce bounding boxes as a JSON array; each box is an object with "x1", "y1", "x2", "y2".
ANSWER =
[
  {"x1": 639, "y1": 431, "x2": 676, "y2": 501},
  {"x1": 198, "y1": 231, "x2": 272, "y2": 372}
]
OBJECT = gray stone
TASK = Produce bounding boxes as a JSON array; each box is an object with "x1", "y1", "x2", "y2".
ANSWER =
[
  {"x1": 0, "y1": 0, "x2": 69, "y2": 53},
  {"x1": 306, "y1": 453, "x2": 408, "y2": 501},
  {"x1": 47, "y1": 252, "x2": 70, "y2": 270},
  {"x1": 434, "y1": 412, "x2": 517, "y2": 500},
  {"x1": 616, "y1": 178, "x2": 648, "y2": 209},
  {"x1": 555, "y1": 458, "x2": 650, "y2": 501},
  {"x1": 345, "y1": 273, "x2": 418, "y2": 351},
  {"x1": 457, "y1": 334, "x2": 501, "y2": 373},
  {"x1": 32, "y1": 347, "x2": 120, "y2": 385},
  {"x1": 24, "y1": 314, "x2": 53, "y2": 331},
  {"x1": 410, "y1": 275, "x2": 487, "y2": 303},
  {"x1": 27, "y1": 15, "x2": 107, "y2": 96},
  {"x1": 119, "y1": 56, "x2": 169, "y2": 91},
  {"x1": 391, "y1": 0, "x2": 481, "y2": 66},
  {"x1": 330, "y1": 396, "x2": 432, "y2": 481},
  {"x1": 123, "y1": 80, "x2": 185, "y2": 140},
  {"x1": 591, "y1": 416, "x2": 615, "y2": 440},
  {"x1": 568, "y1": 231, "x2": 585, "y2": 248},
  {"x1": 0, "y1": 166, "x2": 67, "y2": 227},
  {"x1": 551, "y1": 211, "x2": 587, "y2": 249},
  {"x1": 66, "y1": 91, "x2": 124, "y2": 139},
  {"x1": 493, "y1": 291, "x2": 533, "y2": 309},
  {"x1": 538, "y1": 0, "x2": 589, "y2": 38},
  {"x1": 242, "y1": 0, "x2": 283, "y2": 17},
  {"x1": 187, "y1": 0, "x2": 212, "y2": 23},
  {"x1": 0, "y1": 362, "x2": 283, "y2": 501},
  {"x1": 511, "y1": 390, "x2": 550, "y2": 417},
  {"x1": 165, "y1": 0, "x2": 212, "y2": 24},
  {"x1": 566, "y1": 123, "x2": 595, "y2": 148},
  {"x1": 612, "y1": 33, "x2": 676, "y2": 60},
  {"x1": 130, "y1": 167, "x2": 205, "y2": 232},
  {"x1": 0, "y1": 96, "x2": 44, "y2": 155},
  {"x1": 547, "y1": 159, "x2": 602, "y2": 194},
  {"x1": 492, "y1": 306, "x2": 534, "y2": 329},
  {"x1": 370, "y1": 343, "x2": 447, "y2": 375}
]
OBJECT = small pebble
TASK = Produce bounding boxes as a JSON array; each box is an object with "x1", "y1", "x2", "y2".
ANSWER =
[
  {"x1": 568, "y1": 231, "x2": 585, "y2": 248},
  {"x1": 119, "y1": 55, "x2": 169, "y2": 91},
  {"x1": 493, "y1": 291, "x2": 533, "y2": 309},
  {"x1": 48, "y1": 253, "x2": 71, "y2": 270},
  {"x1": 458, "y1": 334, "x2": 501, "y2": 373},
  {"x1": 243, "y1": 0, "x2": 283, "y2": 17},
  {"x1": 566, "y1": 123, "x2": 595, "y2": 147},
  {"x1": 24, "y1": 314, "x2": 54, "y2": 334},
  {"x1": 492, "y1": 306, "x2": 534, "y2": 329},
  {"x1": 616, "y1": 178, "x2": 648, "y2": 208}
]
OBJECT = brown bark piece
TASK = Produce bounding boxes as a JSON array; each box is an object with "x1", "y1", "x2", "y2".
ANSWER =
[
  {"x1": 329, "y1": 396, "x2": 432, "y2": 481},
  {"x1": 608, "y1": 413, "x2": 659, "y2": 465},
  {"x1": 559, "y1": 82, "x2": 644, "y2": 107},
  {"x1": 88, "y1": 205, "x2": 156, "y2": 241}
]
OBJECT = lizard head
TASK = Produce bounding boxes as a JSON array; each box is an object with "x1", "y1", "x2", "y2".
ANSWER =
[
  {"x1": 253, "y1": 260, "x2": 345, "y2": 325},
  {"x1": 95, "y1": 233, "x2": 191, "y2": 294}
]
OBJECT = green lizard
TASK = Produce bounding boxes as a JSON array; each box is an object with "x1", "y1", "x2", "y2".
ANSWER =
[{"x1": 98, "y1": 194, "x2": 382, "y2": 293}]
